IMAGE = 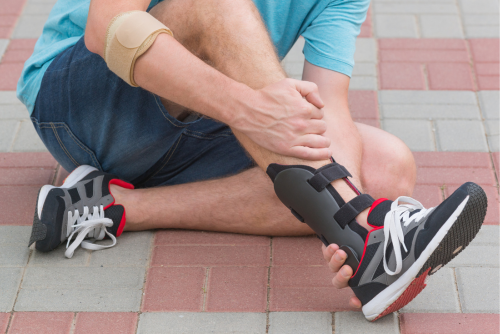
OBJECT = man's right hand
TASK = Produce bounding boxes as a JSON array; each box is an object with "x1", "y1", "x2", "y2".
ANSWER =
[{"x1": 230, "y1": 78, "x2": 332, "y2": 161}]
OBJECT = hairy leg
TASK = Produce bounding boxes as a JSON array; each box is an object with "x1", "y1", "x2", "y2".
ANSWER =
[
  {"x1": 120, "y1": 122, "x2": 415, "y2": 234},
  {"x1": 148, "y1": 0, "x2": 369, "y2": 225}
]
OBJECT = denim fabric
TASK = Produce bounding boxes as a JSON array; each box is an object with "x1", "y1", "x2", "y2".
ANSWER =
[{"x1": 31, "y1": 38, "x2": 254, "y2": 187}]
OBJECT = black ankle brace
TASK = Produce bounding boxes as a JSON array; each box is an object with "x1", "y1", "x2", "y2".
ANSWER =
[{"x1": 267, "y1": 160, "x2": 374, "y2": 271}]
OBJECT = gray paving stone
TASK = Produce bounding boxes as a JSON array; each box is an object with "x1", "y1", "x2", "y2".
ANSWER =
[
  {"x1": 284, "y1": 37, "x2": 305, "y2": 63},
  {"x1": 459, "y1": 0, "x2": 499, "y2": 14},
  {"x1": 382, "y1": 119, "x2": 435, "y2": 151},
  {"x1": 11, "y1": 120, "x2": 47, "y2": 152},
  {"x1": 464, "y1": 24, "x2": 499, "y2": 38},
  {"x1": 0, "y1": 105, "x2": 30, "y2": 120},
  {"x1": 401, "y1": 268, "x2": 460, "y2": 313},
  {"x1": 463, "y1": 13, "x2": 500, "y2": 34},
  {"x1": 0, "y1": 91, "x2": 20, "y2": 105},
  {"x1": 12, "y1": 15, "x2": 48, "y2": 39},
  {"x1": 16, "y1": 267, "x2": 145, "y2": 311},
  {"x1": 0, "y1": 239, "x2": 30, "y2": 267},
  {"x1": 375, "y1": 14, "x2": 418, "y2": 38},
  {"x1": 0, "y1": 39, "x2": 8, "y2": 60},
  {"x1": 381, "y1": 105, "x2": 481, "y2": 120},
  {"x1": 484, "y1": 120, "x2": 499, "y2": 136},
  {"x1": 29, "y1": 246, "x2": 90, "y2": 267},
  {"x1": 334, "y1": 312, "x2": 399, "y2": 334},
  {"x1": 23, "y1": 2, "x2": 57, "y2": 15},
  {"x1": 0, "y1": 120, "x2": 19, "y2": 152},
  {"x1": 354, "y1": 38, "x2": 377, "y2": 63},
  {"x1": 478, "y1": 91, "x2": 499, "y2": 120},
  {"x1": 350, "y1": 76, "x2": 378, "y2": 90},
  {"x1": 419, "y1": 15, "x2": 464, "y2": 38},
  {"x1": 448, "y1": 245, "x2": 499, "y2": 267},
  {"x1": 283, "y1": 61, "x2": 304, "y2": 80},
  {"x1": 137, "y1": 313, "x2": 267, "y2": 334},
  {"x1": 352, "y1": 63, "x2": 377, "y2": 77},
  {"x1": 487, "y1": 135, "x2": 499, "y2": 151},
  {"x1": 15, "y1": 287, "x2": 142, "y2": 312},
  {"x1": 435, "y1": 120, "x2": 489, "y2": 152},
  {"x1": 89, "y1": 231, "x2": 153, "y2": 267},
  {"x1": 0, "y1": 268, "x2": 23, "y2": 312},
  {"x1": 0, "y1": 226, "x2": 31, "y2": 245},
  {"x1": 379, "y1": 90, "x2": 478, "y2": 105},
  {"x1": 470, "y1": 225, "x2": 499, "y2": 246},
  {"x1": 456, "y1": 267, "x2": 499, "y2": 313},
  {"x1": 374, "y1": 3, "x2": 458, "y2": 14},
  {"x1": 268, "y1": 312, "x2": 332, "y2": 334}
]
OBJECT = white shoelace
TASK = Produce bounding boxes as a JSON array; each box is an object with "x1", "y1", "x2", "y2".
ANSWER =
[
  {"x1": 65, "y1": 205, "x2": 116, "y2": 258},
  {"x1": 383, "y1": 196, "x2": 434, "y2": 276}
]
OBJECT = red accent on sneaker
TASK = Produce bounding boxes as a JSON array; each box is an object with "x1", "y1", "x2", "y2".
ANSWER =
[
  {"x1": 367, "y1": 198, "x2": 389, "y2": 226},
  {"x1": 105, "y1": 179, "x2": 134, "y2": 236},
  {"x1": 372, "y1": 267, "x2": 431, "y2": 321},
  {"x1": 351, "y1": 225, "x2": 384, "y2": 277},
  {"x1": 116, "y1": 206, "x2": 127, "y2": 237}
]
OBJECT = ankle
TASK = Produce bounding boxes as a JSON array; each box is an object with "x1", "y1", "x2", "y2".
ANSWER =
[{"x1": 110, "y1": 184, "x2": 140, "y2": 230}]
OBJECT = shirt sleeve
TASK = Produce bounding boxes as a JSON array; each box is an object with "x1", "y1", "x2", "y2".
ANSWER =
[{"x1": 301, "y1": 0, "x2": 370, "y2": 77}]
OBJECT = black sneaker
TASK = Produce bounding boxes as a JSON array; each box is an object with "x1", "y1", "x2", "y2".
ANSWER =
[
  {"x1": 349, "y1": 182, "x2": 487, "y2": 321},
  {"x1": 28, "y1": 165, "x2": 134, "y2": 258}
]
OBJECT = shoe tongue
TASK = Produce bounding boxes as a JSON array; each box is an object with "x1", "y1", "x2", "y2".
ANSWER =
[
  {"x1": 104, "y1": 204, "x2": 126, "y2": 236},
  {"x1": 367, "y1": 198, "x2": 393, "y2": 227}
]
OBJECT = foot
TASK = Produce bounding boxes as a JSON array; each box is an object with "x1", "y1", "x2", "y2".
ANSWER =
[
  {"x1": 349, "y1": 182, "x2": 487, "y2": 321},
  {"x1": 28, "y1": 165, "x2": 134, "y2": 258}
]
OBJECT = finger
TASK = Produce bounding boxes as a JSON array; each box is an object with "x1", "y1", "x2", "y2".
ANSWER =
[
  {"x1": 293, "y1": 80, "x2": 324, "y2": 109},
  {"x1": 322, "y1": 243, "x2": 339, "y2": 262},
  {"x1": 288, "y1": 146, "x2": 332, "y2": 161},
  {"x1": 328, "y1": 249, "x2": 347, "y2": 273},
  {"x1": 331, "y1": 264, "x2": 353, "y2": 289},
  {"x1": 303, "y1": 119, "x2": 327, "y2": 135},
  {"x1": 309, "y1": 105, "x2": 324, "y2": 120},
  {"x1": 294, "y1": 134, "x2": 331, "y2": 149},
  {"x1": 349, "y1": 297, "x2": 362, "y2": 309}
]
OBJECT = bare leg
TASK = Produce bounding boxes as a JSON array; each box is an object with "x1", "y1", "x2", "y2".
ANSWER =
[
  {"x1": 115, "y1": 0, "x2": 416, "y2": 234},
  {"x1": 118, "y1": 122, "x2": 415, "y2": 234},
  {"x1": 147, "y1": 0, "x2": 369, "y2": 222}
]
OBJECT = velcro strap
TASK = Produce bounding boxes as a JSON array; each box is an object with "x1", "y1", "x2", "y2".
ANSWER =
[
  {"x1": 308, "y1": 163, "x2": 352, "y2": 192},
  {"x1": 334, "y1": 194, "x2": 375, "y2": 227}
]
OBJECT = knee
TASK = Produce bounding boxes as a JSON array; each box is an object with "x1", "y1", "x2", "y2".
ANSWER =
[{"x1": 383, "y1": 137, "x2": 416, "y2": 197}]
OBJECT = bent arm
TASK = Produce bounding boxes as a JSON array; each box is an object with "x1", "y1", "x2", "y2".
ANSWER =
[{"x1": 84, "y1": 0, "x2": 249, "y2": 126}]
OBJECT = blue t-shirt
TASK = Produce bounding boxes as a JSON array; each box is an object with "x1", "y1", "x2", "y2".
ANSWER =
[{"x1": 17, "y1": 0, "x2": 369, "y2": 114}]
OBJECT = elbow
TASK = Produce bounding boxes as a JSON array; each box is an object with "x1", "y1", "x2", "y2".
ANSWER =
[{"x1": 84, "y1": 25, "x2": 104, "y2": 57}]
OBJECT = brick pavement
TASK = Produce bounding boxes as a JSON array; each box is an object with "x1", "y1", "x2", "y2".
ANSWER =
[{"x1": 0, "y1": 0, "x2": 498, "y2": 333}]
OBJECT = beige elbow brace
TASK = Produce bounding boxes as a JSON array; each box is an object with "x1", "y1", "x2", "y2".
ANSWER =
[{"x1": 104, "y1": 11, "x2": 173, "y2": 87}]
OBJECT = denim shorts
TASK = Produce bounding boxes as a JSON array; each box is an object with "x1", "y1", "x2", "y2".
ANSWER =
[{"x1": 31, "y1": 37, "x2": 254, "y2": 187}]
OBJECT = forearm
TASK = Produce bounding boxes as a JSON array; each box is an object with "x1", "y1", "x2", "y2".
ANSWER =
[
  {"x1": 133, "y1": 34, "x2": 252, "y2": 125},
  {"x1": 85, "y1": 0, "x2": 252, "y2": 126}
]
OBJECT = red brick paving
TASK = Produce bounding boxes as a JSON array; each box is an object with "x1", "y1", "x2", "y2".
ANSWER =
[
  {"x1": 413, "y1": 152, "x2": 493, "y2": 169},
  {"x1": 7, "y1": 312, "x2": 73, "y2": 334},
  {"x1": 400, "y1": 313, "x2": 500, "y2": 334},
  {"x1": 378, "y1": 39, "x2": 474, "y2": 90},
  {"x1": 272, "y1": 237, "x2": 324, "y2": 266},
  {"x1": 0, "y1": 153, "x2": 57, "y2": 168},
  {"x1": 155, "y1": 230, "x2": 270, "y2": 246},
  {"x1": 0, "y1": 313, "x2": 10, "y2": 334},
  {"x1": 469, "y1": 39, "x2": 500, "y2": 90},
  {"x1": 152, "y1": 244, "x2": 270, "y2": 266},
  {"x1": 492, "y1": 152, "x2": 499, "y2": 178},
  {"x1": 0, "y1": 39, "x2": 36, "y2": 91},
  {"x1": 412, "y1": 185, "x2": 443, "y2": 208},
  {"x1": 74, "y1": 312, "x2": 138, "y2": 334},
  {"x1": 0, "y1": 168, "x2": 55, "y2": 186},
  {"x1": 0, "y1": 186, "x2": 40, "y2": 225},
  {"x1": 142, "y1": 267, "x2": 205, "y2": 312},
  {"x1": 206, "y1": 267, "x2": 268, "y2": 312},
  {"x1": 348, "y1": 90, "x2": 380, "y2": 128},
  {"x1": 0, "y1": 0, "x2": 27, "y2": 38}
]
